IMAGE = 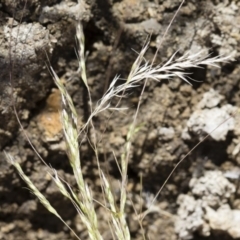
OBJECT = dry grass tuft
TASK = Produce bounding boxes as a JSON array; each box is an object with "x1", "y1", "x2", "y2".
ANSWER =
[{"x1": 7, "y1": 1, "x2": 232, "y2": 239}]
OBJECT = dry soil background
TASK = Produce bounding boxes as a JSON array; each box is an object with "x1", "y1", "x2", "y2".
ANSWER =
[{"x1": 1, "y1": 0, "x2": 240, "y2": 239}]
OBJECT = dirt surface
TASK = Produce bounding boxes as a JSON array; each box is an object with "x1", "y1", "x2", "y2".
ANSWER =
[{"x1": 1, "y1": 0, "x2": 240, "y2": 239}]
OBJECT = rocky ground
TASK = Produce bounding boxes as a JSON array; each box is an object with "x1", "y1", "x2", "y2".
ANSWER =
[{"x1": 1, "y1": 0, "x2": 240, "y2": 239}]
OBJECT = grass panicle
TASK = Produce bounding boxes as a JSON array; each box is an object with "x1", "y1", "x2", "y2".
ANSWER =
[
  {"x1": 51, "y1": 64, "x2": 103, "y2": 240},
  {"x1": 5, "y1": 153, "x2": 80, "y2": 240}
]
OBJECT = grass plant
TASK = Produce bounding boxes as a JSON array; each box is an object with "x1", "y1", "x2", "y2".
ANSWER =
[{"x1": 5, "y1": 0, "x2": 233, "y2": 239}]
